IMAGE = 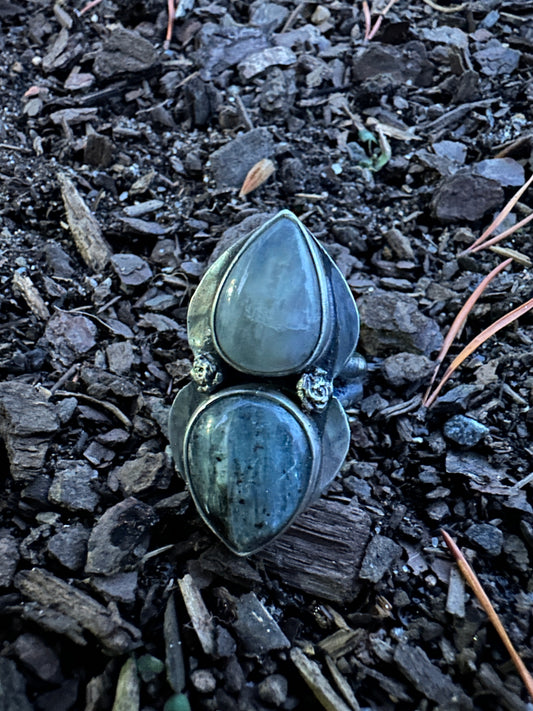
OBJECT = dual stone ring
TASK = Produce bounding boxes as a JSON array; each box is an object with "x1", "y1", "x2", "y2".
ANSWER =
[{"x1": 168, "y1": 210, "x2": 364, "y2": 555}]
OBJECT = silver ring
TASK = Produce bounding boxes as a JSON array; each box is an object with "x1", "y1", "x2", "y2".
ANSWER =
[{"x1": 168, "y1": 210, "x2": 363, "y2": 555}]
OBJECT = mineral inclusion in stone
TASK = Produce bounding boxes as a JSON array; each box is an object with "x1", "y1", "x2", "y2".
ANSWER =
[
  {"x1": 213, "y1": 215, "x2": 323, "y2": 375},
  {"x1": 185, "y1": 390, "x2": 314, "y2": 553}
]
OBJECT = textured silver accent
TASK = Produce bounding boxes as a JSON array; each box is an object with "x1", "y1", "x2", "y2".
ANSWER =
[
  {"x1": 190, "y1": 353, "x2": 224, "y2": 393},
  {"x1": 297, "y1": 368, "x2": 334, "y2": 412}
]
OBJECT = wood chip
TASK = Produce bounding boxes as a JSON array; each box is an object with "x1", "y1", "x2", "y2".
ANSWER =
[
  {"x1": 324, "y1": 656, "x2": 361, "y2": 711},
  {"x1": 112, "y1": 657, "x2": 139, "y2": 711},
  {"x1": 14, "y1": 568, "x2": 141, "y2": 654},
  {"x1": 290, "y1": 647, "x2": 353, "y2": 711},
  {"x1": 446, "y1": 565, "x2": 466, "y2": 618},
  {"x1": 164, "y1": 593, "x2": 186, "y2": 694},
  {"x1": 58, "y1": 172, "x2": 112, "y2": 272},
  {"x1": 257, "y1": 496, "x2": 372, "y2": 603},
  {"x1": 12, "y1": 268, "x2": 50, "y2": 320},
  {"x1": 178, "y1": 573, "x2": 215, "y2": 656},
  {"x1": 318, "y1": 629, "x2": 363, "y2": 659}
]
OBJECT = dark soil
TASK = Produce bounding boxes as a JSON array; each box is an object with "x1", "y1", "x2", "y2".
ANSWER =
[{"x1": 1, "y1": 1, "x2": 533, "y2": 710}]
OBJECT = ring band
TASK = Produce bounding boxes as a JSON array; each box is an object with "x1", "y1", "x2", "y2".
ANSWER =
[{"x1": 169, "y1": 210, "x2": 363, "y2": 555}]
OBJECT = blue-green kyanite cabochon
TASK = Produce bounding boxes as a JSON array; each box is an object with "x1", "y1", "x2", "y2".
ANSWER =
[
  {"x1": 185, "y1": 391, "x2": 314, "y2": 554},
  {"x1": 213, "y1": 215, "x2": 323, "y2": 375}
]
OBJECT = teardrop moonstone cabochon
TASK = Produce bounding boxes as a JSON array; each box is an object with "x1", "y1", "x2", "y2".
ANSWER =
[
  {"x1": 184, "y1": 390, "x2": 316, "y2": 554},
  {"x1": 213, "y1": 215, "x2": 324, "y2": 375}
]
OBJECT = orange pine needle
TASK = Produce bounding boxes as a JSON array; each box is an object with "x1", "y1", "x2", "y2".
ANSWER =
[
  {"x1": 422, "y1": 258, "x2": 513, "y2": 406},
  {"x1": 362, "y1": 1, "x2": 373, "y2": 40},
  {"x1": 464, "y1": 174, "x2": 533, "y2": 254},
  {"x1": 367, "y1": 15, "x2": 383, "y2": 40},
  {"x1": 239, "y1": 159, "x2": 275, "y2": 198},
  {"x1": 442, "y1": 530, "x2": 533, "y2": 702},
  {"x1": 80, "y1": 0, "x2": 104, "y2": 15},
  {"x1": 424, "y1": 295, "x2": 533, "y2": 408},
  {"x1": 471, "y1": 212, "x2": 533, "y2": 254},
  {"x1": 164, "y1": 0, "x2": 175, "y2": 50}
]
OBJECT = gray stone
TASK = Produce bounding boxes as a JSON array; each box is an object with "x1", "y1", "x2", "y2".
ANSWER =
[
  {"x1": 250, "y1": 2, "x2": 289, "y2": 30},
  {"x1": 473, "y1": 38, "x2": 520, "y2": 77},
  {"x1": 80, "y1": 366, "x2": 137, "y2": 399},
  {"x1": 49, "y1": 460, "x2": 99, "y2": 512},
  {"x1": 44, "y1": 242, "x2": 75, "y2": 278},
  {"x1": 384, "y1": 228, "x2": 415, "y2": 261},
  {"x1": 47, "y1": 524, "x2": 89, "y2": 571},
  {"x1": 111, "y1": 253, "x2": 153, "y2": 287},
  {"x1": 431, "y1": 171, "x2": 504, "y2": 223},
  {"x1": 0, "y1": 658, "x2": 33, "y2": 711},
  {"x1": 352, "y1": 41, "x2": 434, "y2": 87},
  {"x1": 197, "y1": 23, "x2": 269, "y2": 80},
  {"x1": 0, "y1": 381, "x2": 59, "y2": 436},
  {"x1": 186, "y1": 391, "x2": 313, "y2": 554},
  {"x1": 443, "y1": 415, "x2": 489, "y2": 447},
  {"x1": 44, "y1": 312, "x2": 97, "y2": 366},
  {"x1": 417, "y1": 26, "x2": 468, "y2": 49},
  {"x1": 432, "y1": 140, "x2": 467, "y2": 164},
  {"x1": 472, "y1": 158, "x2": 525, "y2": 187},
  {"x1": 359, "y1": 535, "x2": 402, "y2": 583},
  {"x1": 0, "y1": 535, "x2": 20, "y2": 587},
  {"x1": 35, "y1": 679, "x2": 79, "y2": 711},
  {"x1": 465, "y1": 523, "x2": 503, "y2": 557},
  {"x1": 503, "y1": 535, "x2": 529, "y2": 572},
  {"x1": 90, "y1": 571, "x2": 138, "y2": 603},
  {"x1": 209, "y1": 127, "x2": 274, "y2": 189},
  {"x1": 190, "y1": 669, "x2": 217, "y2": 694},
  {"x1": 394, "y1": 644, "x2": 472, "y2": 709},
  {"x1": 0, "y1": 381, "x2": 59, "y2": 481},
  {"x1": 223, "y1": 656, "x2": 245, "y2": 694},
  {"x1": 258, "y1": 674, "x2": 288, "y2": 706},
  {"x1": 274, "y1": 24, "x2": 330, "y2": 52},
  {"x1": 231, "y1": 592, "x2": 290, "y2": 655},
  {"x1": 113, "y1": 445, "x2": 169, "y2": 496},
  {"x1": 106, "y1": 341, "x2": 135, "y2": 375},
  {"x1": 85, "y1": 497, "x2": 157, "y2": 575},
  {"x1": 214, "y1": 215, "x2": 322, "y2": 374},
  {"x1": 382, "y1": 353, "x2": 433, "y2": 387},
  {"x1": 238, "y1": 46, "x2": 296, "y2": 79},
  {"x1": 445, "y1": 451, "x2": 505, "y2": 483},
  {"x1": 357, "y1": 290, "x2": 443, "y2": 357},
  {"x1": 56, "y1": 397, "x2": 78, "y2": 424},
  {"x1": 93, "y1": 26, "x2": 159, "y2": 79},
  {"x1": 14, "y1": 633, "x2": 62, "y2": 684}
]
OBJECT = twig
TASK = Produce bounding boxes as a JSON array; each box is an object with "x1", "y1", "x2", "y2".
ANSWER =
[
  {"x1": 489, "y1": 245, "x2": 532, "y2": 268},
  {"x1": 424, "y1": 296, "x2": 533, "y2": 408},
  {"x1": 420, "y1": 0, "x2": 466, "y2": 11},
  {"x1": 53, "y1": 390, "x2": 132, "y2": 428},
  {"x1": 422, "y1": 258, "x2": 513, "y2": 405},
  {"x1": 0, "y1": 143, "x2": 31, "y2": 153},
  {"x1": 50, "y1": 363, "x2": 80, "y2": 395},
  {"x1": 442, "y1": 530, "x2": 533, "y2": 702},
  {"x1": 281, "y1": 2, "x2": 304, "y2": 33}
]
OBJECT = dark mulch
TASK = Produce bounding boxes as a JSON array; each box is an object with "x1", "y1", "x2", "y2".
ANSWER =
[{"x1": 0, "y1": 0, "x2": 533, "y2": 709}]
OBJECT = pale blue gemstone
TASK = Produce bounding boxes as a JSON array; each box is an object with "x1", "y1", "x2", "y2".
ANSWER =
[
  {"x1": 185, "y1": 392, "x2": 313, "y2": 554},
  {"x1": 213, "y1": 215, "x2": 323, "y2": 375}
]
